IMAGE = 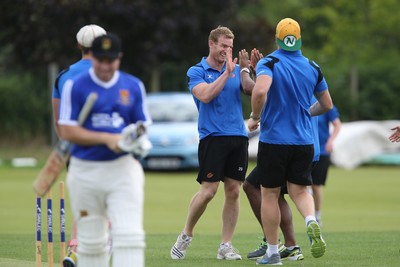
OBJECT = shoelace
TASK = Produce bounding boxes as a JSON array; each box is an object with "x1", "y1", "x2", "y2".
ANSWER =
[
  {"x1": 257, "y1": 241, "x2": 267, "y2": 249},
  {"x1": 176, "y1": 235, "x2": 191, "y2": 250},
  {"x1": 220, "y1": 244, "x2": 240, "y2": 255}
]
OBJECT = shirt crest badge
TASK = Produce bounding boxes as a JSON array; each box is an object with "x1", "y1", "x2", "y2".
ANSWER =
[{"x1": 119, "y1": 89, "x2": 130, "y2": 105}]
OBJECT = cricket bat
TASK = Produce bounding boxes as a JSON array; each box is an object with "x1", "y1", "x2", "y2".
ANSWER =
[{"x1": 33, "y1": 92, "x2": 98, "y2": 197}]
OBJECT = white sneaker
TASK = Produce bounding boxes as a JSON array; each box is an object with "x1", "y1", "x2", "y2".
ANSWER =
[
  {"x1": 217, "y1": 242, "x2": 242, "y2": 260},
  {"x1": 170, "y1": 231, "x2": 192, "y2": 260}
]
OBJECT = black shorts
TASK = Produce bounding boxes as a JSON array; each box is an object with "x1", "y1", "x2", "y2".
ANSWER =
[
  {"x1": 257, "y1": 142, "x2": 314, "y2": 188},
  {"x1": 197, "y1": 136, "x2": 248, "y2": 184},
  {"x1": 311, "y1": 155, "x2": 331, "y2": 185},
  {"x1": 246, "y1": 161, "x2": 319, "y2": 194}
]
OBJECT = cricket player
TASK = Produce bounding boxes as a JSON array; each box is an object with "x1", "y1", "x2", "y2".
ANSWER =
[
  {"x1": 52, "y1": 24, "x2": 106, "y2": 267},
  {"x1": 58, "y1": 33, "x2": 151, "y2": 267},
  {"x1": 170, "y1": 26, "x2": 254, "y2": 261},
  {"x1": 53, "y1": 24, "x2": 106, "y2": 136},
  {"x1": 248, "y1": 18, "x2": 332, "y2": 265}
]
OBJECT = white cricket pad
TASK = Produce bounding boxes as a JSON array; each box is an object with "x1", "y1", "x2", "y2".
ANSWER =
[{"x1": 77, "y1": 215, "x2": 108, "y2": 255}]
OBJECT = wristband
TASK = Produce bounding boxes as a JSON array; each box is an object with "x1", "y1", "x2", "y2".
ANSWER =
[
  {"x1": 240, "y1": 67, "x2": 250, "y2": 74},
  {"x1": 250, "y1": 112, "x2": 260, "y2": 120}
]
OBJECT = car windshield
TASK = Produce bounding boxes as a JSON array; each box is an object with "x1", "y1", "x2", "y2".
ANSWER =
[{"x1": 147, "y1": 95, "x2": 198, "y2": 122}]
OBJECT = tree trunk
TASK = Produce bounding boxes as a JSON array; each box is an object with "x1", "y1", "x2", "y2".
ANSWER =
[{"x1": 149, "y1": 64, "x2": 161, "y2": 92}]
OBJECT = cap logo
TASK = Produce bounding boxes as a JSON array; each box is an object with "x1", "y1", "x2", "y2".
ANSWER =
[
  {"x1": 101, "y1": 38, "x2": 112, "y2": 50},
  {"x1": 283, "y1": 35, "x2": 297, "y2": 48}
]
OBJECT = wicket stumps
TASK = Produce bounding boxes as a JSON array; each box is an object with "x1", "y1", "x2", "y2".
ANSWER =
[
  {"x1": 36, "y1": 181, "x2": 66, "y2": 267},
  {"x1": 36, "y1": 193, "x2": 41, "y2": 266},
  {"x1": 60, "y1": 182, "x2": 66, "y2": 263}
]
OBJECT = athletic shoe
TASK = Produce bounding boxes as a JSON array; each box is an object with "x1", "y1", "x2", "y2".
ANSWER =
[
  {"x1": 307, "y1": 220, "x2": 326, "y2": 258},
  {"x1": 63, "y1": 251, "x2": 77, "y2": 267},
  {"x1": 279, "y1": 246, "x2": 304, "y2": 261},
  {"x1": 170, "y1": 231, "x2": 192, "y2": 260},
  {"x1": 217, "y1": 242, "x2": 242, "y2": 260},
  {"x1": 247, "y1": 240, "x2": 267, "y2": 260},
  {"x1": 256, "y1": 253, "x2": 282, "y2": 265}
]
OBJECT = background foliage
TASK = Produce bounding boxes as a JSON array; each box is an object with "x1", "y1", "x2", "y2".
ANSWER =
[{"x1": 1, "y1": 0, "x2": 399, "y2": 144}]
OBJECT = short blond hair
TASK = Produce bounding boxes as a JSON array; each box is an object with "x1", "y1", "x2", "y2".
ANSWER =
[{"x1": 208, "y1": 26, "x2": 234, "y2": 43}]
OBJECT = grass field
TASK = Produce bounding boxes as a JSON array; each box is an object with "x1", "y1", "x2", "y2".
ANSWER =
[{"x1": 0, "y1": 161, "x2": 399, "y2": 266}]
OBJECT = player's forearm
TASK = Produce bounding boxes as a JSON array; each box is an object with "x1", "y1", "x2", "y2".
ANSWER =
[
  {"x1": 311, "y1": 90, "x2": 333, "y2": 116},
  {"x1": 250, "y1": 86, "x2": 266, "y2": 119},
  {"x1": 329, "y1": 119, "x2": 341, "y2": 141},
  {"x1": 250, "y1": 75, "x2": 271, "y2": 118},
  {"x1": 240, "y1": 70, "x2": 255, "y2": 95},
  {"x1": 192, "y1": 71, "x2": 230, "y2": 103},
  {"x1": 310, "y1": 102, "x2": 328, "y2": 116},
  {"x1": 59, "y1": 125, "x2": 118, "y2": 146}
]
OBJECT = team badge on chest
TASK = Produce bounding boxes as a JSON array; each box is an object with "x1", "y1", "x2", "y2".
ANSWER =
[{"x1": 119, "y1": 89, "x2": 130, "y2": 105}]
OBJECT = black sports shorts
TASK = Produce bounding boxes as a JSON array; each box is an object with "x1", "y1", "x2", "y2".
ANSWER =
[
  {"x1": 256, "y1": 142, "x2": 313, "y2": 188},
  {"x1": 246, "y1": 161, "x2": 318, "y2": 195},
  {"x1": 311, "y1": 155, "x2": 331, "y2": 185},
  {"x1": 197, "y1": 136, "x2": 248, "y2": 184}
]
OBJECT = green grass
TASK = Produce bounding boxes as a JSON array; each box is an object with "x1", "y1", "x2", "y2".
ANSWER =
[{"x1": 0, "y1": 163, "x2": 400, "y2": 266}]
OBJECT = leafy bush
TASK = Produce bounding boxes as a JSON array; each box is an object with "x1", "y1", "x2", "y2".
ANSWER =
[{"x1": 0, "y1": 71, "x2": 50, "y2": 144}]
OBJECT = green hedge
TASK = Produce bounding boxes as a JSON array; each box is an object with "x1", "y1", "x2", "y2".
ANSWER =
[{"x1": 0, "y1": 71, "x2": 50, "y2": 143}]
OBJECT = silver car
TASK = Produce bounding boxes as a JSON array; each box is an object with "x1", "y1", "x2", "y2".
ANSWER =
[{"x1": 141, "y1": 92, "x2": 199, "y2": 170}]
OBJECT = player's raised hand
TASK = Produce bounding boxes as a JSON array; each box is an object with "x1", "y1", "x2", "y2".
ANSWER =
[
  {"x1": 225, "y1": 47, "x2": 237, "y2": 74},
  {"x1": 250, "y1": 48, "x2": 263, "y2": 73},
  {"x1": 239, "y1": 49, "x2": 250, "y2": 69}
]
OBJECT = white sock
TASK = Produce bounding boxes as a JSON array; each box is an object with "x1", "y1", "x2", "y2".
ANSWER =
[
  {"x1": 305, "y1": 215, "x2": 317, "y2": 227},
  {"x1": 220, "y1": 242, "x2": 232, "y2": 248},
  {"x1": 78, "y1": 252, "x2": 108, "y2": 267},
  {"x1": 112, "y1": 247, "x2": 144, "y2": 267},
  {"x1": 267, "y1": 243, "x2": 279, "y2": 257}
]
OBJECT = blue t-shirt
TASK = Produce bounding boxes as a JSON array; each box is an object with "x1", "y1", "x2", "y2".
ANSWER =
[
  {"x1": 311, "y1": 97, "x2": 320, "y2": 162},
  {"x1": 256, "y1": 49, "x2": 328, "y2": 145},
  {"x1": 187, "y1": 57, "x2": 247, "y2": 140},
  {"x1": 312, "y1": 115, "x2": 320, "y2": 162},
  {"x1": 52, "y1": 59, "x2": 92, "y2": 99},
  {"x1": 317, "y1": 105, "x2": 340, "y2": 155},
  {"x1": 59, "y1": 68, "x2": 152, "y2": 161}
]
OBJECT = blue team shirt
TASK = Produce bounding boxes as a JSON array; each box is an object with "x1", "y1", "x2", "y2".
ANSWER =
[
  {"x1": 187, "y1": 57, "x2": 247, "y2": 140},
  {"x1": 312, "y1": 115, "x2": 320, "y2": 162},
  {"x1": 317, "y1": 105, "x2": 340, "y2": 155},
  {"x1": 311, "y1": 97, "x2": 320, "y2": 162},
  {"x1": 52, "y1": 59, "x2": 92, "y2": 99},
  {"x1": 59, "y1": 68, "x2": 152, "y2": 161},
  {"x1": 256, "y1": 49, "x2": 328, "y2": 145}
]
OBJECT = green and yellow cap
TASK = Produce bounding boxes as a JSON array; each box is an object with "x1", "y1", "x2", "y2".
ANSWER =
[{"x1": 276, "y1": 18, "x2": 302, "y2": 51}]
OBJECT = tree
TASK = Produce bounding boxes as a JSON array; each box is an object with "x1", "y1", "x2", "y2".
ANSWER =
[
  {"x1": 300, "y1": 0, "x2": 400, "y2": 120},
  {"x1": 0, "y1": 0, "x2": 271, "y2": 143},
  {"x1": 0, "y1": 0, "x2": 269, "y2": 91}
]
